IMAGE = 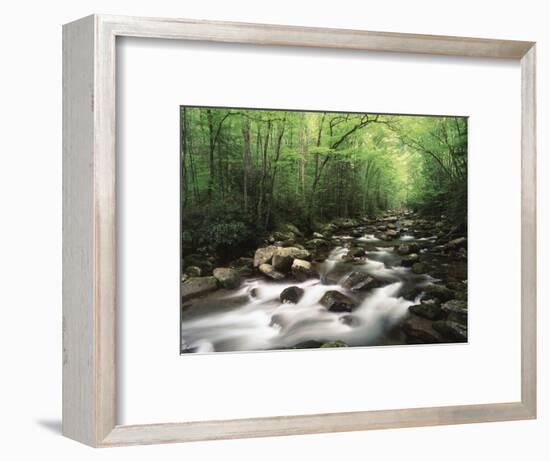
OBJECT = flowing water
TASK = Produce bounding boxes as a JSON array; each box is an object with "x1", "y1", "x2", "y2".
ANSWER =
[{"x1": 181, "y1": 232, "x2": 438, "y2": 354}]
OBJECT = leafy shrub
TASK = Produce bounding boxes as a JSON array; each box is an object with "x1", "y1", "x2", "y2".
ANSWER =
[{"x1": 182, "y1": 201, "x2": 258, "y2": 260}]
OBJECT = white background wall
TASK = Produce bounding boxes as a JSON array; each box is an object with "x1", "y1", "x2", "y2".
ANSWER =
[{"x1": 0, "y1": 0, "x2": 547, "y2": 458}]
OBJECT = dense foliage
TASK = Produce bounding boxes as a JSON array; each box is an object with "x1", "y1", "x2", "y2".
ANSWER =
[{"x1": 181, "y1": 107, "x2": 467, "y2": 258}]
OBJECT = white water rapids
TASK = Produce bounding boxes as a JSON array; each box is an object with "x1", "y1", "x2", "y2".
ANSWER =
[{"x1": 181, "y1": 238, "x2": 436, "y2": 354}]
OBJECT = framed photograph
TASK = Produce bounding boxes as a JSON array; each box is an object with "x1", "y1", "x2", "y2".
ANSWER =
[
  {"x1": 63, "y1": 15, "x2": 536, "y2": 447},
  {"x1": 179, "y1": 106, "x2": 470, "y2": 353}
]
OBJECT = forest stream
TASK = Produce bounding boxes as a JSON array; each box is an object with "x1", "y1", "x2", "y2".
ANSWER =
[{"x1": 181, "y1": 210, "x2": 468, "y2": 353}]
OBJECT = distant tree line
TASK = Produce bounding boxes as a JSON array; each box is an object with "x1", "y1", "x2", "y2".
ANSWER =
[{"x1": 180, "y1": 107, "x2": 467, "y2": 259}]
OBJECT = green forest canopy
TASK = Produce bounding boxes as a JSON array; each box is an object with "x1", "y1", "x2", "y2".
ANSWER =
[{"x1": 181, "y1": 107, "x2": 467, "y2": 259}]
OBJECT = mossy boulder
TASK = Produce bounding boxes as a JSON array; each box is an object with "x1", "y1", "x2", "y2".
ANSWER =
[
  {"x1": 441, "y1": 299, "x2": 468, "y2": 325},
  {"x1": 305, "y1": 238, "x2": 330, "y2": 249},
  {"x1": 259, "y1": 263, "x2": 285, "y2": 281},
  {"x1": 213, "y1": 267, "x2": 241, "y2": 289},
  {"x1": 253, "y1": 246, "x2": 278, "y2": 267},
  {"x1": 423, "y1": 284, "x2": 455, "y2": 302},
  {"x1": 340, "y1": 271, "x2": 382, "y2": 291},
  {"x1": 181, "y1": 276, "x2": 219, "y2": 301},
  {"x1": 412, "y1": 262, "x2": 430, "y2": 274},
  {"x1": 320, "y1": 340, "x2": 348, "y2": 348},
  {"x1": 433, "y1": 320, "x2": 468, "y2": 342},
  {"x1": 408, "y1": 299, "x2": 442, "y2": 320}
]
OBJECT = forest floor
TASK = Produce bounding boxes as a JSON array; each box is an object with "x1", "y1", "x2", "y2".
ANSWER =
[{"x1": 181, "y1": 210, "x2": 468, "y2": 353}]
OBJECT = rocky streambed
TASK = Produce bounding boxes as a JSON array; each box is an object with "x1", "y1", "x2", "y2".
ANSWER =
[{"x1": 181, "y1": 210, "x2": 468, "y2": 353}]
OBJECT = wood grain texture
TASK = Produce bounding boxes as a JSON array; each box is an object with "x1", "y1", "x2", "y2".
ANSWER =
[
  {"x1": 95, "y1": 14, "x2": 118, "y2": 444},
  {"x1": 520, "y1": 46, "x2": 537, "y2": 418},
  {"x1": 100, "y1": 15, "x2": 533, "y2": 58},
  {"x1": 62, "y1": 15, "x2": 97, "y2": 446},
  {"x1": 102, "y1": 402, "x2": 532, "y2": 446},
  {"x1": 62, "y1": 14, "x2": 537, "y2": 447}
]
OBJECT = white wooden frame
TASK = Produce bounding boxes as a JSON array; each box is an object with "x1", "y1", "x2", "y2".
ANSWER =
[{"x1": 62, "y1": 14, "x2": 537, "y2": 447}]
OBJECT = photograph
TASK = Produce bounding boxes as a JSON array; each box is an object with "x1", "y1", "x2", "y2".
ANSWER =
[{"x1": 180, "y1": 106, "x2": 468, "y2": 354}]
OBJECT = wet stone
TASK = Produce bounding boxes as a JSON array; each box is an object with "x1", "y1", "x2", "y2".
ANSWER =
[
  {"x1": 253, "y1": 246, "x2": 278, "y2": 267},
  {"x1": 423, "y1": 284, "x2": 455, "y2": 302},
  {"x1": 259, "y1": 263, "x2": 285, "y2": 280},
  {"x1": 213, "y1": 267, "x2": 241, "y2": 289},
  {"x1": 408, "y1": 299, "x2": 442, "y2": 320},
  {"x1": 280, "y1": 286, "x2": 305, "y2": 304},
  {"x1": 319, "y1": 290, "x2": 357, "y2": 313},
  {"x1": 181, "y1": 276, "x2": 219, "y2": 302},
  {"x1": 441, "y1": 299, "x2": 468, "y2": 325},
  {"x1": 401, "y1": 253, "x2": 419, "y2": 267},
  {"x1": 340, "y1": 271, "x2": 381, "y2": 291},
  {"x1": 432, "y1": 320, "x2": 468, "y2": 342},
  {"x1": 401, "y1": 315, "x2": 444, "y2": 344}
]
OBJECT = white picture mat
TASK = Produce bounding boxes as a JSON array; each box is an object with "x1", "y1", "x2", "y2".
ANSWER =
[{"x1": 117, "y1": 37, "x2": 521, "y2": 425}]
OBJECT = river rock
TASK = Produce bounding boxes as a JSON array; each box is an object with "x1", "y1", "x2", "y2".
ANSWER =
[
  {"x1": 411, "y1": 262, "x2": 430, "y2": 274},
  {"x1": 278, "y1": 223, "x2": 303, "y2": 237},
  {"x1": 232, "y1": 257, "x2": 254, "y2": 276},
  {"x1": 312, "y1": 248, "x2": 330, "y2": 263},
  {"x1": 340, "y1": 314, "x2": 360, "y2": 327},
  {"x1": 291, "y1": 259, "x2": 317, "y2": 281},
  {"x1": 305, "y1": 238, "x2": 330, "y2": 249},
  {"x1": 324, "y1": 265, "x2": 350, "y2": 285},
  {"x1": 433, "y1": 320, "x2": 468, "y2": 342},
  {"x1": 259, "y1": 263, "x2": 285, "y2": 280},
  {"x1": 292, "y1": 340, "x2": 324, "y2": 349},
  {"x1": 399, "y1": 283, "x2": 423, "y2": 300},
  {"x1": 181, "y1": 276, "x2": 219, "y2": 301},
  {"x1": 319, "y1": 291, "x2": 356, "y2": 312},
  {"x1": 340, "y1": 271, "x2": 380, "y2": 291},
  {"x1": 253, "y1": 246, "x2": 278, "y2": 267},
  {"x1": 386, "y1": 229, "x2": 399, "y2": 239},
  {"x1": 401, "y1": 315, "x2": 444, "y2": 344},
  {"x1": 272, "y1": 247, "x2": 311, "y2": 272},
  {"x1": 272, "y1": 230, "x2": 295, "y2": 242},
  {"x1": 280, "y1": 286, "x2": 305, "y2": 304},
  {"x1": 408, "y1": 299, "x2": 442, "y2": 320},
  {"x1": 183, "y1": 265, "x2": 202, "y2": 278},
  {"x1": 453, "y1": 290, "x2": 468, "y2": 301},
  {"x1": 397, "y1": 244, "x2": 410, "y2": 255},
  {"x1": 213, "y1": 267, "x2": 241, "y2": 289},
  {"x1": 317, "y1": 223, "x2": 337, "y2": 235},
  {"x1": 334, "y1": 218, "x2": 359, "y2": 229},
  {"x1": 312, "y1": 232, "x2": 324, "y2": 239},
  {"x1": 401, "y1": 253, "x2": 419, "y2": 267},
  {"x1": 320, "y1": 340, "x2": 348, "y2": 348},
  {"x1": 445, "y1": 237, "x2": 467, "y2": 250},
  {"x1": 269, "y1": 313, "x2": 287, "y2": 328},
  {"x1": 441, "y1": 299, "x2": 468, "y2": 325},
  {"x1": 423, "y1": 284, "x2": 455, "y2": 302},
  {"x1": 183, "y1": 254, "x2": 213, "y2": 274},
  {"x1": 272, "y1": 253, "x2": 294, "y2": 272},
  {"x1": 275, "y1": 246, "x2": 311, "y2": 260},
  {"x1": 347, "y1": 247, "x2": 366, "y2": 258},
  {"x1": 234, "y1": 257, "x2": 253, "y2": 269}
]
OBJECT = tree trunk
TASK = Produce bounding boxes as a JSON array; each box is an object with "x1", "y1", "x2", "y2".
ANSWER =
[
  {"x1": 180, "y1": 107, "x2": 189, "y2": 207},
  {"x1": 264, "y1": 119, "x2": 286, "y2": 228},
  {"x1": 242, "y1": 119, "x2": 251, "y2": 211},
  {"x1": 257, "y1": 120, "x2": 271, "y2": 227}
]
